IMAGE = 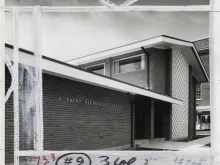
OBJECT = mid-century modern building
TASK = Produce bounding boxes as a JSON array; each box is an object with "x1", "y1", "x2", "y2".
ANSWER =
[
  {"x1": 5, "y1": 35, "x2": 209, "y2": 164},
  {"x1": 194, "y1": 38, "x2": 210, "y2": 130},
  {"x1": 68, "y1": 35, "x2": 209, "y2": 138}
]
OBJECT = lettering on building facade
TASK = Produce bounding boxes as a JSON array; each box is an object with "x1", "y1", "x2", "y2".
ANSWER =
[{"x1": 58, "y1": 97, "x2": 127, "y2": 109}]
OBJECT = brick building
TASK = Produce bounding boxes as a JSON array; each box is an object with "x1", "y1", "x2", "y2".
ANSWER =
[
  {"x1": 193, "y1": 38, "x2": 210, "y2": 130},
  {"x1": 5, "y1": 35, "x2": 209, "y2": 164},
  {"x1": 68, "y1": 35, "x2": 209, "y2": 139}
]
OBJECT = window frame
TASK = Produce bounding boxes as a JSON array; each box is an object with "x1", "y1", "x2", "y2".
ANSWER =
[
  {"x1": 201, "y1": 115, "x2": 206, "y2": 123},
  {"x1": 207, "y1": 115, "x2": 210, "y2": 123},
  {"x1": 114, "y1": 54, "x2": 145, "y2": 74},
  {"x1": 84, "y1": 63, "x2": 105, "y2": 75},
  {"x1": 196, "y1": 83, "x2": 202, "y2": 100}
]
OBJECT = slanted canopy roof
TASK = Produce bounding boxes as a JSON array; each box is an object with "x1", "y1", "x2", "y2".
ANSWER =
[
  {"x1": 5, "y1": 44, "x2": 182, "y2": 105},
  {"x1": 67, "y1": 35, "x2": 209, "y2": 83}
]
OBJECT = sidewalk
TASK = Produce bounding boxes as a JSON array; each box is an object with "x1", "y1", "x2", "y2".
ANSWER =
[{"x1": 139, "y1": 136, "x2": 210, "y2": 151}]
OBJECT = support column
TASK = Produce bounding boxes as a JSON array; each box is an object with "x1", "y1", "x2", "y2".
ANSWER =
[
  {"x1": 150, "y1": 98, "x2": 154, "y2": 141},
  {"x1": 105, "y1": 58, "x2": 111, "y2": 77},
  {"x1": 32, "y1": 6, "x2": 44, "y2": 151},
  {"x1": 0, "y1": 3, "x2": 5, "y2": 165},
  {"x1": 164, "y1": 103, "x2": 172, "y2": 141},
  {"x1": 188, "y1": 65, "x2": 193, "y2": 139},
  {"x1": 131, "y1": 101, "x2": 135, "y2": 147},
  {"x1": 210, "y1": 1, "x2": 220, "y2": 164},
  {"x1": 13, "y1": 8, "x2": 20, "y2": 165}
]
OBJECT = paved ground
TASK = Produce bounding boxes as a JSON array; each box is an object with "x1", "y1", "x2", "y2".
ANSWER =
[
  {"x1": 139, "y1": 136, "x2": 210, "y2": 151},
  {"x1": 196, "y1": 130, "x2": 210, "y2": 136}
]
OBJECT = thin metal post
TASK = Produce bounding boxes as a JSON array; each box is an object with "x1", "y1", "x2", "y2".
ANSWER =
[
  {"x1": 210, "y1": 0, "x2": 220, "y2": 164},
  {"x1": 150, "y1": 98, "x2": 154, "y2": 141},
  {"x1": 0, "y1": 1, "x2": 5, "y2": 165},
  {"x1": 13, "y1": 8, "x2": 20, "y2": 165},
  {"x1": 0, "y1": 5, "x2": 212, "y2": 12},
  {"x1": 32, "y1": 6, "x2": 44, "y2": 151}
]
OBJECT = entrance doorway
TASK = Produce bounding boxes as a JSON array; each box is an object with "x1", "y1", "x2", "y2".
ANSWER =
[
  {"x1": 135, "y1": 102, "x2": 147, "y2": 139},
  {"x1": 135, "y1": 98, "x2": 151, "y2": 140},
  {"x1": 154, "y1": 101, "x2": 171, "y2": 140},
  {"x1": 134, "y1": 98, "x2": 172, "y2": 141}
]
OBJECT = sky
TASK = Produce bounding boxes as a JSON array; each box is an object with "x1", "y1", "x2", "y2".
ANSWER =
[{"x1": 5, "y1": 0, "x2": 210, "y2": 62}]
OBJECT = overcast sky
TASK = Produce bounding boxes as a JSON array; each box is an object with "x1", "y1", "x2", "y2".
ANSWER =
[{"x1": 5, "y1": 0, "x2": 209, "y2": 62}]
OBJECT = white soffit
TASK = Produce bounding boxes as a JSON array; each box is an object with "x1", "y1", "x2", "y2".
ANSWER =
[
  {"x1": 5, "y1": 47, "x2": 183, "y2": 105},
  {"x1": 67, "y1": 36, "x2": 164, "y2": 65},
  {"x1": 67, "y1": 35, "x2": 209, "y2": 83}
]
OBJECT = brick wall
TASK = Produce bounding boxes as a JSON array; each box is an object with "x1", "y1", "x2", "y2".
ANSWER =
[
  {"x1": 172, "y1": 49, "x2": 189, "y2": 140},
  {"x1": 43, "y1": 73, "x2": 131, "y2": 150},
  {"x1": 5, "y1": 67, "x2": 14, "y2": 165},
  {"x1": 5, "y1": 66, "x2": 131, "y2": 164},
  {"x1": 200, "y1": 54, "x2": 209, "y2": 77},
  {"x1": 196, "y1": 82, "x2": 210, "y2": 106},
  {"x1": 197, "y1": 53, "x2": 210, "y2": 106}
]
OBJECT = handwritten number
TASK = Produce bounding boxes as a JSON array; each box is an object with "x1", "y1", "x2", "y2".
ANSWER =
[
  {"x1": 99, "y1": 156, "x2": 110, "y2": 165},
  {"x1": 145, "y1": 159, "x2": 149, "y2": 165},
  {"x1": 127, "y1": 157, "x2": 136, "y2": 164},
  {"x1": 35, "y1": 156, "x2": 40, "y2": 165},
  {"x1": 114, "y1": 157, "x2": 137, "y2": 165},
  {"x1": 50, "y1": 153, "x2": 56, "y2": 162},
  {"x1": 114, "y1": 158, "x2": 126, "y2": 165},
  {"x1": 43, "y1": 156, "x2": 49, "y2": 165},
  {"x1": 76, "y1": 157, "x2": 84, "y2": 165},
  {"x1": 35, "y1": 153, "x2": 56, "y2": 165}
]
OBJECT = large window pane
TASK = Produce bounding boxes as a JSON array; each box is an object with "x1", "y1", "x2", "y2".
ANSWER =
[{"x1": 117, "y1": 56, "x2": 142, "y2": 73}]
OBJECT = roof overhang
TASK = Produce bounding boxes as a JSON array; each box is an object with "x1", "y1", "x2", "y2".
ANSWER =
[
  {"x1": 68, "y1": 35, "x2": 209, "y2": 83},
  {"x1": 197, "y1": 106, "x2": 210, "y2": 111},
  {"x1": 5, "y1": 46, "x2": 183, "y2": 105}
]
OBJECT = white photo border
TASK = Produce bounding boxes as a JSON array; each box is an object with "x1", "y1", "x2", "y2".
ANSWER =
[{"x1": 0, "y1": 1, "x2": 219, "y2": 164}]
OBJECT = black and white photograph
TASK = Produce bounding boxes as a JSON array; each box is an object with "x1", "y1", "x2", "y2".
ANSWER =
[{"x1": 1, "y1": 0, "x2": 219, "y2": 165}]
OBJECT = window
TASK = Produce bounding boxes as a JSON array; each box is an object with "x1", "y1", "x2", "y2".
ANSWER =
[
  {"x1": 196, "y1": 83, "x2": 202, "y2": 100},
  {"x1": 114, "y1": 55, "x2": 145, "y2": 74},
  {"x1": 201, "y1": 116, "x2": 206, "y2": 123},
  {"x1": 85, "y1": 63, "x2": 105, "y2": 75},
  {"x1": 207, "y1": 116, "x2": 210, "y2": 123}
]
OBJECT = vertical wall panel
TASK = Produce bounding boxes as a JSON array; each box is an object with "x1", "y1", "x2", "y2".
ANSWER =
[
  {"x1": 149, "y1": 48, "x2": 167, "y2": 94},
  {"x1": 172, "y1": 49, "x2": 189, "y2": 140}
]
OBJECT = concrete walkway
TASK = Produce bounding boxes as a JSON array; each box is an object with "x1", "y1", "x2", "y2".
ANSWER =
[{"x1": 140, "y1": 136, "x2": 210, "y2": 151}]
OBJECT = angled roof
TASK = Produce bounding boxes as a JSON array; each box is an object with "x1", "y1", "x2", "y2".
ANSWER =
[
  {"x1": 67, "y1": 35, "x2": 209, "y2": 83},
  {"x1": 5, "y1": 44, "x2": 183, "y2": 105},
  {"x1": 193, "y1": 38, "x2": 209, "y2": 51}
]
